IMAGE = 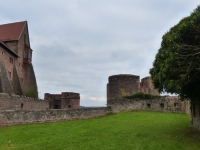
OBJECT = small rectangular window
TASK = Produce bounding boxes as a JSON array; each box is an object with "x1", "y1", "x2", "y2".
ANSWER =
[
  {"x1": 24, "y1": 50, "x2": 28, "y2": 58},
  {"x1": 9, "y1": 57, "x2": 13, "y2": 64},
  {"x1": 160, "y1": 103, "x2": 164, "y2": 108},
  {"x1": 174, "y1": 103, "x2": 179, "y2": 108},
  {"x1": 147, "y1": 103, "x2": 151, "y2": 108}
]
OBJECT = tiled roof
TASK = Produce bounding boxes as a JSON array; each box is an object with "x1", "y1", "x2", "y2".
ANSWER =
[{"x1": 0, "y1": 21, "x2": 26, "y2": 41}]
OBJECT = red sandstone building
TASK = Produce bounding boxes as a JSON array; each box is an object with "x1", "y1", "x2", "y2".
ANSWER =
[
  {"x1": 44, "y1": 92, "x2": 80, "y2": 109},
  {"x1": 0, "y1": 21, "x2": 37, "y2": 96}
]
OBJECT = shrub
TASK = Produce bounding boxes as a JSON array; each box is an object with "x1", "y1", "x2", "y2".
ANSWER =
[{"x1": 124, "y1": 92, "x2": 162, "y2": 99}]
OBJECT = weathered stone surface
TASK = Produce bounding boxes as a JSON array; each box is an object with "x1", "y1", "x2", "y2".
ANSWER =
[
  {"x1": 107, "y1": 74, "x2": 159, "y2": 100},
  {"x1": 0, "y1": 107, "x2": 111, "y2": 126},
  {"x1": 0, "y1": 93, "x2": 48, "y2": 111},
  {"x1": 107, "y1": 96, "x2": 190, "y2": 114}
]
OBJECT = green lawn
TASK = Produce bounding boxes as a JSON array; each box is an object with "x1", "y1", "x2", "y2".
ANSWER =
[{"x1": 0, "y1": 111, "x2": 199, "y2": 150}]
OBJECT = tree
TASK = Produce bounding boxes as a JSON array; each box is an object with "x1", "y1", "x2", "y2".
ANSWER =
[{"x1": 149, "y1": 5, "x2": 200, "y2": 100}]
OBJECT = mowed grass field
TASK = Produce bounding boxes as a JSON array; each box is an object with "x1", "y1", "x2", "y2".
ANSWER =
[{"x1": 0, "y1": 111, "x2": 200, "y2": 150}]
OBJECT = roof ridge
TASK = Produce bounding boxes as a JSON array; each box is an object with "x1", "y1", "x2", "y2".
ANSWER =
[{"x1": 0, "y1": 20, "x2": 26, "y2": 26}]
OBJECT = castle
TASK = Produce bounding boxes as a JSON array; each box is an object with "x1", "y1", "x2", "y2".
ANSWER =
[
  {"x1": 0, "y1": 21, "x2": 80, "y2": 111},
  {"x1": 0, "y1": 21, "x2": 37, "y2": 96},
  {"x1": 0, "y1": 21, "x2": 198, "y2": 130}
]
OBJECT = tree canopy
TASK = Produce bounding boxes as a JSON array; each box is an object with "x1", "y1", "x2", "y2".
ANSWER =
[{"x1": 150, "y1": 5, "x2": 200, "y2": 100}]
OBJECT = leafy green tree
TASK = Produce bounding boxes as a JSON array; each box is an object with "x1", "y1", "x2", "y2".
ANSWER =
[{"x1": 150, "y1": 5, "x2": 200, "y2": 100}]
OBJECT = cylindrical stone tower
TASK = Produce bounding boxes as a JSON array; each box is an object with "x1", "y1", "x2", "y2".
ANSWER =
[{"x1": 107, "y1": 74, "x2": 140, "y2": 100}]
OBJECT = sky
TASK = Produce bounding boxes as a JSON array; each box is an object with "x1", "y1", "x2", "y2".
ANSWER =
[{"x1": 0, "y1": 1, "x2": 199, "y2": 106}]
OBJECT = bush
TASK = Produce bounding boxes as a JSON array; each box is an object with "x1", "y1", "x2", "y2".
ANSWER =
[{"x1": 124, "y1": 92, "x2": 161, "y2": 99}]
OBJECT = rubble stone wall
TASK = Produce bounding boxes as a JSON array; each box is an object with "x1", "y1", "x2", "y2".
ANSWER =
[{"x1": 0, "y1": 107, "x2": 111, "y2": 126}]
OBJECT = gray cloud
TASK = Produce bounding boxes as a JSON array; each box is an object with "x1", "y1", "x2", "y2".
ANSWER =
[{"x1": 0, "y1": 1, "x2": 199, "y2": 106}]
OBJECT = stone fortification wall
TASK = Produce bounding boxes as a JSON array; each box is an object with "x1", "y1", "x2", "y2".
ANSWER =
[
  {"x1": 0, "y1": 93, "x2": 48, "y2": 111},
  {"x1": 108, "y1": 96, "x2": 190, "y2": 114},
  {"x1": 0, "y1": 107, "x2": 111, "y2": 126},
  {"x1": 107, "y1": 74, "x2": 140, "y2": 99}
]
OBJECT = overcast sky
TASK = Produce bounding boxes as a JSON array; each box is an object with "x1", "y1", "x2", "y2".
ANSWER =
[{"x1": 0, "y1": 1, "x2": 199, "y2": 106}]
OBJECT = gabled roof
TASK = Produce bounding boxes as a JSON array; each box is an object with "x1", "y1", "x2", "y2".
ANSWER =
[
  {"x1": 0, "y1": 21, "x2": 26, "y2": 41},
  {"x1": 0, "y1": 41, "x2": 19, "y2": 57}
]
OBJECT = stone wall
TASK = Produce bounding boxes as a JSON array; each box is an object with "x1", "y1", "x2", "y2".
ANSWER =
[
  {"x1": 0, "y1": 93, "x2": 48, "y2": 111},
  {"x1": 107, "y1": 96, "x2": 190, "y2": 114},
  {"x1": 45, "y1": 92, "x2": 80, "y2": 109},
  {"x1": 0, "y1": 107, "x2": 111, "y2": 126},
  {"x1": 140, "y1": 76, "x2": 159, "y2": 95}
]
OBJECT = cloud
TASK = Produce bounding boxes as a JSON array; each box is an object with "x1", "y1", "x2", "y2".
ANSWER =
[{"x1": 0, "y1": 0, "x2": 199, "y2": 106}]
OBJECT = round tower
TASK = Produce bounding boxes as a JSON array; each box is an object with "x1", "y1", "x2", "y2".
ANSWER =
[{"x1": 107, "y1": 74, "x2": 140, "y2": 100}]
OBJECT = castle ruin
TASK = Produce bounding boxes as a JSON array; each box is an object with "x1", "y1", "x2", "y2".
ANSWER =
[
  {"x1": 107, "y1": 74, "x2": 159, "y2": 100},
  {"x1": 44, "y1": 92, "x2": 80, "y2": 109}
]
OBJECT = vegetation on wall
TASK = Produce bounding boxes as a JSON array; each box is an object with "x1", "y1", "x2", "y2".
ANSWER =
[
  {"x1": 150, "y1": 5, "x2": 200, "y2": 100},
  {"x1": 123, "y1": 92, "x2": 161, "y2": 99},
  {"x1": 23, "y1": 87, "x2": 38, "y2": 98}
]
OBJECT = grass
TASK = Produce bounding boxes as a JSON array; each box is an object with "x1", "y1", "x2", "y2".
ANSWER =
[{"x1": 0, "y1": 111, "x2": 200, "y2": 150}]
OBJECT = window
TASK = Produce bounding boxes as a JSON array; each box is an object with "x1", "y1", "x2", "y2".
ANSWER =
[
  {"x1": 160, "y1": 103, "x2": 164, "y2": 108},
  {"x1": 24, "y1": 50, "x2": 28, "y2": 58},
  {"x1": 9, "y1": 57, "x2": 13, "y2": 64},
  {"x1": 147, "y1": 103, "x2": 151, "y2": 108},
  {"x1": 21, "y1": 103, "x2": 24, "y2": 109},
  {"x1": 28, "y1": 51, "x2": 32, "y2": 59},
  {"x1": 174, "y1": 103, "x2": 179, "y2": 108}
]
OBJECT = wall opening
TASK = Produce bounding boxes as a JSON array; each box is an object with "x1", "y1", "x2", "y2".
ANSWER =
[
  {"x1": 54, "y1": 105, "x2": 60, "y2": 109},
  {"x1": 21, "y1": 103, "x2": 24, "y2": 109},
  {"x1": 174, "y1": 103, "x2": 179, "y2": 108},
  {"x1": 160, "y1": 103, "x2": 164, "y2": 108},
  {"x1": 147, "y1": 103, "x2": 151, "y2": 108},
  {"x1": 68, "y1": 105, "x2": 71, "y2": 108}
]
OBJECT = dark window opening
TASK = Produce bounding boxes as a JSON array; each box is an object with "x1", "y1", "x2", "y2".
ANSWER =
[
  {"x1": 68, "y1": 105, "x2": 71, "y2": 108},
  {"x1": 54, "y1": 105, "x2": 60, "y2": 109},
  {"x1": 9, "y1": 57, "x2": 13, "y2": 64},
  {"x1": 147, "y1": 103, "x2": 151, "y2": 108},
  {"x1": 24, "y1": 50, "x2": 28, "y2": 58},
  {"x1": 21, "y1": 103, "x2": 24, "y2": 109},
  {"x1": 174, "y1": 103, "x2": 179, "y2": 108},
  {"x1": 160, "y1": 103, "x2": 164, "y2": 108}
]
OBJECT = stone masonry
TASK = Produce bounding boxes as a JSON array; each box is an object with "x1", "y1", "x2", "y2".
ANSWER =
[
  {"x1": 107, "y1": 74, "x2": 159, "y2": 100},
  {"x1": 44, "y1": 92, "x2": 80, "y2": 109}
]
